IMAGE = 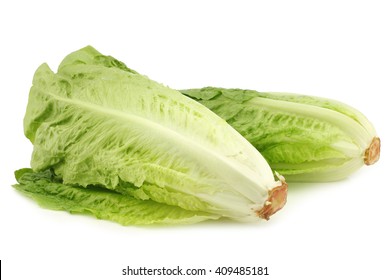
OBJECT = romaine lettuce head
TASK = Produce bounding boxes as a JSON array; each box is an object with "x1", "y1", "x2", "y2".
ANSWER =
[
  {"x1": 20, "y1": 46, "x2": 287, "y2": 223},
  {"x1": 181, "y1": 87, "x2": 380, "y2": 182}
]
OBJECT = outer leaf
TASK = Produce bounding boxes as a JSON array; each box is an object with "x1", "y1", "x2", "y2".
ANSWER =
[
  {"x1": 23, "y1": 47, "x2": 286, "y2": 221},
  {"x1": 13, "y1": 169, "x2": 218, "y2": 225},
  {"x1": 181, "y1": 87, "x2": 380, "y2": 181}
]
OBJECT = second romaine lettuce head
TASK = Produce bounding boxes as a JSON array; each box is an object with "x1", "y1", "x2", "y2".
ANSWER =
[
  {"x1": 18, "y1": 46, "x2": 287, "y2": 224},
  {"x1": 181, "y1": 87, "x2": 380, "y2": 182}
]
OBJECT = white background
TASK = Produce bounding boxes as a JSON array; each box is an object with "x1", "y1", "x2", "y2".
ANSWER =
[{"x1": 1, "y1": 1, "x2": 389, "y2": 279}]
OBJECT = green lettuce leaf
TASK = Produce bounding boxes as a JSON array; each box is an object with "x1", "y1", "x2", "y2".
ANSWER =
[{"x1": 13, "y1": 168, "x2": 218, "y2": 225}]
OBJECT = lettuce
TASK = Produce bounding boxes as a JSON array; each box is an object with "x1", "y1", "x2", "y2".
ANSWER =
[
  {"x1": 181, "y1": 87, "x2": 380, "y2": 181},
  {"x1": 15, "y1": 46, "x2": 287, "y2": 224}
]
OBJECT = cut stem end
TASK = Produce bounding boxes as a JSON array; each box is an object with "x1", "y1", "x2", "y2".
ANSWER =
[
  {"x1": 256, "y1": 180, "x2": 288, "y2": 220},
  {"x1": 364, "y1": 137, "x2": 381, "y2": 165}
]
